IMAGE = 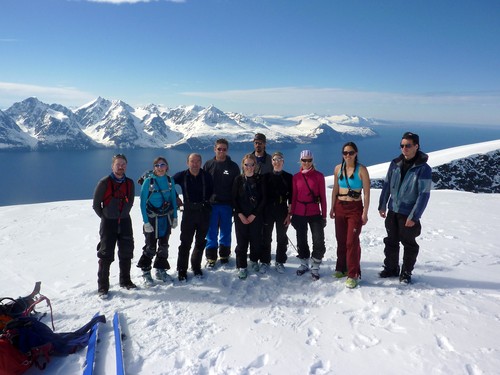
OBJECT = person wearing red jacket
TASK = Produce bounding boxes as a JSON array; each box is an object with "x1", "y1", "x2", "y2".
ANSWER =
[{"x1": 289, "y1": 150, "x2": 327, "y2": 280}]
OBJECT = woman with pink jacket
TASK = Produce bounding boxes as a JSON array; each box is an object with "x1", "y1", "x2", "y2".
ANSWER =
[{"x1": 288, "y1": 150, "x2": 327, "y2": 280}]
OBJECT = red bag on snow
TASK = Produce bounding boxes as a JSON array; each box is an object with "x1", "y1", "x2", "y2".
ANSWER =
[
  {"x1": 0, "y1": 337, "x2": 52, "y2": 375},
  {"x1": 0, "y1": 338, "x2": 33, "y2": 375}
]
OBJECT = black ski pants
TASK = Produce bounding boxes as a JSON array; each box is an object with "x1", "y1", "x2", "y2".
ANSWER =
[
  {"x1": 291, "y1": 214, "x2": 326, "y2": 261},
  {"x1": 383, "y1": 210, "x2": 422, "y2": 273},
  {"x1": 263, "y1": 204, "x2": 289, "y2": 264},
  {"x1": 97, "y1": 217, "x2": 134, "y2": 262},
  {"x1": 234, "y1": 214, "x2": 264, "y2": 269},
  {"x1": 177, "y1": 208, "x2": 211, "y2": 273}
]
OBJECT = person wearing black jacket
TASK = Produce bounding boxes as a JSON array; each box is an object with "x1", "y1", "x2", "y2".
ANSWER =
[
  {"x1": 173, "y1": 153, "x2": 214, "y2": 282},
  {"x1": 252, "y1": 133, "x2": 273, "y2": 175},
  {"x1": 92, "y1": 154, "x2": 136, "y2": 298},
  {"x1": 232, "y1": 154, "x2": 267, "y2": 279},
  {"x1": 263, "y1": 152, "x2": 293, "y2": 274},
  {"x1": 203, "y1": 139, "x2": 240, "y2": 268}
]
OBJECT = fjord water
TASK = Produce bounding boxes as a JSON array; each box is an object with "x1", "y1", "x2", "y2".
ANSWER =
[{"x1": 1, "y1": 122, "x2": 499, "y2": 206}]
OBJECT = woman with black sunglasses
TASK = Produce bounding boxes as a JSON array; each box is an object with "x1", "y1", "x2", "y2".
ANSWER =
[
  {"x1": 330, "y1": 142, "x2": 371, "y2": 289},
  {"x1": 232, "y1": 154, "x2": 267, "y2": 280}
]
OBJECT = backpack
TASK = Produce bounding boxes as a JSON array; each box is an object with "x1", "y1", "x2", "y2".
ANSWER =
[
  {"x1": 0, "y1": 336, "x2": 51, "y2": 374},
  {"x1": 138, "y1": 171, "x2": 175, "y2": 218},
  {"x1": 137, "y1": 169, "x2": 154, "y2": 185},
  {"x1": 102, "y1": 176, "x2": 133, "y2": 210},
  {"x1": 0, "y1": 282, "x2": 54, "y2": 331},
  {"x1": 0, "y1": 338, "x2": 36, "y2": 375},
  {"x1": 0, "y1": 315, "x2": 106, "y2": 373}
]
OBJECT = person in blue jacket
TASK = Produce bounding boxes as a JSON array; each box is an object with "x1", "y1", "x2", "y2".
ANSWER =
[
  {"x1": 378, "y1": 132, "x2": 432, "y2": 284},
  {"x1": 136, "y1": 156, "x2": 178, "y2": 286}
]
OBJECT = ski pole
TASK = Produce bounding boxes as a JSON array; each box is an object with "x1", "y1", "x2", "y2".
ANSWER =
[{"x1": 286, "y1": 233, "x2": 298, "y2": 252}]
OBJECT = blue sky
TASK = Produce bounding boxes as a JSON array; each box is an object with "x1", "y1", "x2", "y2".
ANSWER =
[{"x1": 1, "y1": 0, "x2": 499, "y2": 124}]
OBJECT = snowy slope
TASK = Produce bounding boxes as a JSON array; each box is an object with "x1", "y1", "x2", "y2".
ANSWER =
[{"x1": 2, "y1": 191, "x2": 499, "y2": 375}]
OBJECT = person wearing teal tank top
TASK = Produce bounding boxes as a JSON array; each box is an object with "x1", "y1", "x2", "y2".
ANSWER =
[{"x1": 329, "y1": 142, "x2": 371, "y2": 289}]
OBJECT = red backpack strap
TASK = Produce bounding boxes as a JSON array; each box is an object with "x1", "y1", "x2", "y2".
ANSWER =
[
  {"x1": 22, "y1": 295, "x2": 55, "y2": 331},
  {"x1": 101, "y1": 176, "x2": 114, "y2": 207}
]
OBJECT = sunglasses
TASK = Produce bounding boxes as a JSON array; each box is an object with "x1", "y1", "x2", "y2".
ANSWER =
[
  {"x1": 342, "y1": 151, "x2": 356, "y2": 156},
  {"x1": 301, "y1": 159, "x2": 313, "y2": 163},
  {"x1": 272, "y1": 158, "x2": 283, "y2": 162},
  {"x1": 400, "y1": 143, "x2": 414, "y2": 149},
  {"x1": 254, "y1": 141, "x2": 264, "y2": 145},
  {"x1": 244, "y1": 163, "x2": 255, "y2": 167},
  {"x1": 154, "y1": 163, "x2": 167, "y2": 168},
  {"x1": 216, "y1": 147, "x2": 227, "y2": 151}
]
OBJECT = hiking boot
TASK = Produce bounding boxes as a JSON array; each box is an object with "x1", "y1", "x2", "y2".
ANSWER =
[
  {"x1": 97, "y1": 288, "x2": 108, "y2": 299},
  {"x1": 205, "y1": 259, "x2": 216, "y2": 269},
  {"x1": 345, "y1": 277, "x2": 358, "y2": 289},
  {"x1": 142, "y1": 271, "x2": 155, "y2": 286},
  {"x1": 333, "y1": 271, "x2": 347, "y2": 278},
  {"x1": 155, "y1": 269, "x2": 172, "y2": 283},
  {"x1": 379, "y1": 266, "x2": 400, "y2": 278},
  {"x1": 275, "y1": 262, "x2": 285, "y2": 274},
  {"x1": 238, "y1": 268, "x2": 248, "y2": 280},
  {"x1": 178, "y1": 271, "x2": 188, "y2": 283},
  {"x1": 311, "y1": 269, "x2": 320, "y2": 281},
  {"x1": 259, "y1": 263, "x2": 270, "y2": 274},
  {"x1": 193, "y1": 269, "x2": 203, "y2": 278},
  {"x1": 296, "y1": 259, "x2": 310, "y2": 276},
  {"x1": 219, "y1": 257, "x2": 229, "y2": 265},
  {"x1": 97, "y1": 259, "x2": 111, "y2": 294},
  {"x1": 120, "y1": 280, "x2": 137, "y2": 290},
  {"x1": 399, "y1": 271, "x2": 412, "y2": 284},
  {"x1": 250, "y1": 261, "x2": 260, "y2": 273}
]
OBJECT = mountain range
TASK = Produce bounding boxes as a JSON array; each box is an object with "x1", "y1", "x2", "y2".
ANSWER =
[{"x1": 0, "y1": 97, "x2": 377, "y2": 150}]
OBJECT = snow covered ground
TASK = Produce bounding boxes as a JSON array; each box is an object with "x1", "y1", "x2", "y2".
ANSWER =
[
  {"x1": 2, "y1": 190, "x2": 499, "y2": 374},
  {"x1": 2, "y1": 140, "x2": 500, "y2": 374}
]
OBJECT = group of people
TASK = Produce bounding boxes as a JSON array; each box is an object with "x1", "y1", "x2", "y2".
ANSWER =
[{"x1": 92, "y1": 131, "x2": 431, "y2": 298}]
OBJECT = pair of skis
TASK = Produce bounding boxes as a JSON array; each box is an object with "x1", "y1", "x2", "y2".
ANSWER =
[{"x1": 82, "y1": 311, "x2": 125, "y2": 375}]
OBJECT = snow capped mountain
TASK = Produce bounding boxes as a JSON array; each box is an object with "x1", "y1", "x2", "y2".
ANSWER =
[
  {"x1": 5, "y1": 97, "x2": 97, "y2": 150},
  {"x1": 0, "y1": 109, "x2": 34, "y2": 149},
  {"x1": 262, "y1": 113, "x2": 376, "y2": 144},
  {"x1": 74, "y1": 96, "x2": 113, "y2": 129},
  {"x1": 0, "y1": 97, "x2": 377, "y2": 151},
  {"x1": 78, "y1": 99, "x2": 140, "y2": 148}
]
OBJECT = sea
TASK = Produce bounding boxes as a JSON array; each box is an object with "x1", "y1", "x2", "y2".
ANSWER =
[{"x1": 1, "y1": 122, "x2": 499, "y2": 206}]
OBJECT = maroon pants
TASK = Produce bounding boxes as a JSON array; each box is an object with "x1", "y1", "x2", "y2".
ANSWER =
[{"x1": 334, "y1": 200, "x2": 363, "y2": 278}]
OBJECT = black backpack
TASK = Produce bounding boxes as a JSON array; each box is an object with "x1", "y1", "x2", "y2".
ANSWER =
[{"x1": 0, "y1": 282, "x2": 53, "y2": 331}]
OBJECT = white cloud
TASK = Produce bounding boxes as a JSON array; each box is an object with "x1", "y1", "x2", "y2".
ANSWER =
[
  {"x1": 0, "y1": 82, "x2": 95, "y2": 108},
  {"x1": 181, "y1": 86, "x2": 500, "y2": 106}
]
